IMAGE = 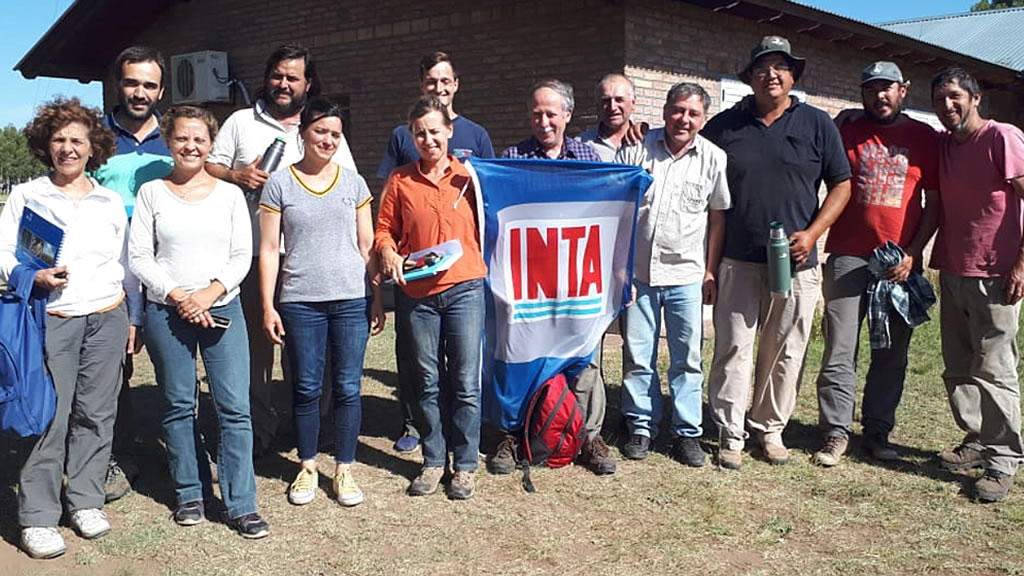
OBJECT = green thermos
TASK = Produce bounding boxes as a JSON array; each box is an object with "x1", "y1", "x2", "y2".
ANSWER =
[{"x1": 767, "y1": 221, "x2": 792, "y2": 297}]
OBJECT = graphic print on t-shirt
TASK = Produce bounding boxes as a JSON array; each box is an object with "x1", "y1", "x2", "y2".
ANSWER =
[{"x1": 856, "y1": 142, "x2": 908, "y2": 208}]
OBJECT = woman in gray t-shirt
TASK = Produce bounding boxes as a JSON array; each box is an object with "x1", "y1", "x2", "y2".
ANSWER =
[{"x1": 258, "y1": 98, "x2": 384, "y2": 508}]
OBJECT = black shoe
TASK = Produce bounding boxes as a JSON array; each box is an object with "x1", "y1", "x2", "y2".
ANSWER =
[
  {"x1": 172, "y1": 500, "x2": 204, "y2": 526},
  {"x1": 669, "y1": 436, "x2": 706, "y2": 468},
  {"x1": 621, "y1": 434, "x2": 650, "y2": 461},
  {"x1": 229, "y1": 512, "x2": 269, "y2": 539},
  {"x1": 487, "y1": 436, "x2": 517, "y2": 475}
]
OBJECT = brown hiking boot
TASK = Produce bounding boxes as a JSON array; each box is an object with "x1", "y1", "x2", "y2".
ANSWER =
[
  {"x1": 938, "y1": 444, "x2": 986, "y2": 471},
  {"x1": 487, "y1": 436, "x2": 517, "y2": 475},
  {"x1": 579, "y1": 435, "x2": 616, "y2": 475},
  {"x1": 718, "y1": 448, "x2": 742, "y2": 470},
  {"x1": 974, "y1": 469, "x2": 1014, "y2": 503},
  {"x1": 813, "y1": 435, "x2": 848, "y2": 468},
  {"x1": 762, "y1": 441, "x2": 790, "y2": 465}
]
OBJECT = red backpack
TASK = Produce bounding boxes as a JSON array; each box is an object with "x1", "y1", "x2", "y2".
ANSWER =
[{"x1": 522, "y1": 373, "x2": 585, "y2": 469}]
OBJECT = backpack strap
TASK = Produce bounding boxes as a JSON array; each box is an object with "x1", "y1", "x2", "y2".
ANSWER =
[
  {"x1": 8, "y1": 265, "x2": 39, "y2": 301},
  {"x1": 521, "y1": 381, "x2": 549, "y2": 465}
]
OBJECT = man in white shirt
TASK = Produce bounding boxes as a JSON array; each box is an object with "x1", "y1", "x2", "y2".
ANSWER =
[
  {"x1": 207, "y1": 43, "x2": 357, "y2": 455},
  {"x1": 616, "y1": 82, "x2": 730, "y2": 467}
]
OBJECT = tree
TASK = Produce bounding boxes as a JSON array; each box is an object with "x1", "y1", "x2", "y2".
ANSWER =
[
  {"x1": 0, "y1": 124, "x2": 46, "y2": 192},
  {"x1": 971, "y1": 0, "x2": 1024, "y2": 10}
]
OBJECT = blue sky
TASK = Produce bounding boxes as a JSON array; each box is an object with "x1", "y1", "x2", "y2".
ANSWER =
[{"x1": 0, "y1": 0, "x2": 979, "y2": 129}]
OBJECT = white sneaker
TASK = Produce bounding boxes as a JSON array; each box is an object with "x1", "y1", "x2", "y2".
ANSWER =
[
  {"x1": 20, "y1": 527, "x2": 66, "y2": 559},
  {"x1": 69, "y1": 508, "x2": 111, "y2": 539},
  {"x1": 288, "y1": 468, "x2": 318, "y2": 505}
]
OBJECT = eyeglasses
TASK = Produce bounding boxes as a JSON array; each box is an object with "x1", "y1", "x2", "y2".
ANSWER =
[{"x1": 752, "y1": 63, "x2": 792, "y2": 78}]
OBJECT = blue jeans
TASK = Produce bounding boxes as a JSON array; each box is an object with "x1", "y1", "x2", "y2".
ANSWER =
[
  {"x1": 278, "y1": 298, "x2": 369, "y2": 463},
  {"x1": 398, "y1": 279, "x2": 484, "y2": 471},
  {"x1": 145, "y1": 299, "x2": 257, "y2": 519},
  {"x1": 621, "y1": 280, "x2": 704, "y2": 439}
]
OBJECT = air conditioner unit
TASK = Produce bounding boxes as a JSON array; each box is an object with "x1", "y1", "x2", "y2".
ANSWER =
[{"x1": 170, "y1": 51, "x2": 231, "y2": 104}]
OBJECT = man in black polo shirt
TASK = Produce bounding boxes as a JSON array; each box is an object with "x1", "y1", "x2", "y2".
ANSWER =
[{"x1": 702, "y1": 36, "x2": 851, "y2": 470}]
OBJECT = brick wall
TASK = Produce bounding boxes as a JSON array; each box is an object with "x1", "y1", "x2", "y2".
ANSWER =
[
  {"x1": 621, "y1": 0, "x2": 1020, "y2": 127},
  {"x1": 108, "y1": 0, "x2": 626, "y2": 194},
  {"x1": 103, "y1": 0, "x2": 1023, "y2": 191}
]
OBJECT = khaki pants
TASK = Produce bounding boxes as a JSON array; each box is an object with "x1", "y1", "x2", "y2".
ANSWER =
[
  {"x1": 708, "y1": 258, "x2": 820, "y2": 451},
  {"x1": 940, "y1": 273, "x2": 1023, "y2": 475},
  {"x1": 572, "y1": 339, "x2": 607, "y2": 440}
]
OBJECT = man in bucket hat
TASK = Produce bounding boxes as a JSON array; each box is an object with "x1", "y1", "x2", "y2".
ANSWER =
[
  {"x1": 702, "y1": 36, "x2": 851, "y2": 470},
  {"x1": 813, "y1": 61, "x2": 940, "y2": 468}
]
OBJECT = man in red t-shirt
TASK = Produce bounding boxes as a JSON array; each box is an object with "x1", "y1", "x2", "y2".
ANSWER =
[
  {"x1": 929, "y1": 67, "x2": 1024, "y2": 503},
  {"x1": 813, "y1": 62, "x2": 940, "y2": 468}
]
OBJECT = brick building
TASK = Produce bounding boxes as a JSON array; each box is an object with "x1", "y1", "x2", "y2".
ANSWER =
[{"x1": 18, "y1": 0, "x2": 1024, "y2": 194}]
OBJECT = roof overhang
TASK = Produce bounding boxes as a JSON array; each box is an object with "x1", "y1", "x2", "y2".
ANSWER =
[
  {"x1": 681, "y1": 0, "x2": 1024, "y2": 88},
  {"x1": 16, "y1": 0, "x2": 180, "y2": 82}
]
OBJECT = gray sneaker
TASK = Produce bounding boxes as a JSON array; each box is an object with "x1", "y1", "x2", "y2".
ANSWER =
[
  {"x1": 975, "y1": 469, "x2": 1014, "y2": 503},
  {"x1": 448, "y1": 470, "x2": 476, "y2": 500},
  {"x1": 408, "y1": 466, "x2": 443, "y2": 496},
  {"x1": 104, "y1": 460, "x2": 131, "y2": 503},
  {"x1": 813, "y1": 435, "x2": 849, "y2": 467}
]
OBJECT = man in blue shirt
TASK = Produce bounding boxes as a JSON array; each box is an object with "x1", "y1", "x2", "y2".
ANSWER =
[
  {"x1": 92, "y1": 46, "x2": 173, "y2": 502},
  {"x1": 377, "y1": 51, "x2": 494, "y2": 454},
  {"x1": 377, "y1": 51, "x2": 494, "y2": 178}
]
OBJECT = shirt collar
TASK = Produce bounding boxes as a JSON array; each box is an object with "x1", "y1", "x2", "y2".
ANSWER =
[
  {"x1": 107, "y1": 108, "x2": 162, "y2": 143},
  {"x1": 527, "y1": 136, "x2": 576, "y2": 159},
  {"x1": 656, "y1": 131, "x2": 702, "y2": 159}
]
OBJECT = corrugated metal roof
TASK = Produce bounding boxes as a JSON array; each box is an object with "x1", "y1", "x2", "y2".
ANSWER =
[{"x1": 878, "y1": 7, "x2": 1024, "y2": 71}]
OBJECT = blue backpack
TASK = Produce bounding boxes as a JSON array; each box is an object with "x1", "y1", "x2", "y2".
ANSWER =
[{"x1": 0, "y1": 265, "x2": 56, "y2": 437}]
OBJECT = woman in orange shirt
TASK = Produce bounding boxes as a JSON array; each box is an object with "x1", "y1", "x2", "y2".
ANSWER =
[{"x1": 375, "y1": 95, "x2": 487, "y2": 500}]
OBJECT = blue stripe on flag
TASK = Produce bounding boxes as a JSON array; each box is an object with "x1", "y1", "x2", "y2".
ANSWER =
[
  {"x1": 512, "y1": 296, "x2": 602, "y2": 310},
  {"x1": 512, "y1": 306, "x2": 603, "y2": 320}
]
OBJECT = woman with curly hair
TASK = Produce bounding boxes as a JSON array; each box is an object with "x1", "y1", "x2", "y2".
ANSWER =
[{"x1": 0, "y1": 97, "x2": 142, "y2": 559}]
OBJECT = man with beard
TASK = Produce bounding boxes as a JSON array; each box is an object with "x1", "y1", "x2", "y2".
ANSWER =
[
  {"x1": 92, "y1": 46, "x2": 173, "y2": 502},
  {"x1": 702, "y1": 36, "x2": 851, "y2": 470},
  {"x1": 376, "y1": 51, "x2": 493, "y2": 455},
  {"x1": 929, "y1": 67, "x2": 1024, "y2": 502},
  {"x1": 812, "y1": 62, "x2": 940, "y2": 468},
  {"x1": 207, "y1": 43, "x2": 356, "y2": 455}
]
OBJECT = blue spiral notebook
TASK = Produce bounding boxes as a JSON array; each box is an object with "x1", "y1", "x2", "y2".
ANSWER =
[
  {"x1": 387, "y1": 239, "x2": 463, "y2": 284},
  {"x1": 16, "y1": 207, "x2": 65, "y2": 270}
]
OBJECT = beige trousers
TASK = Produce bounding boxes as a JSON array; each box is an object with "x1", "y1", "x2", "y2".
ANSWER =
[{"x1": 708, "y1": 258, "x2": 820, "y2": 451}]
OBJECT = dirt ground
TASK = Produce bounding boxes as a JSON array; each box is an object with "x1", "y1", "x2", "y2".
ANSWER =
[{"x1": 2, "y1": 312, "x2": 1024, "y2": 576}]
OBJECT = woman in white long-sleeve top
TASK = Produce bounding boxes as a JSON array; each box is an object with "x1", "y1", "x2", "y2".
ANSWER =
[
  {"x1": 128, "y1": 106, "x2": 268, "y2": 539},
  {"x1": 0, "y1": 97, "x2": 142, "y2": 560}
]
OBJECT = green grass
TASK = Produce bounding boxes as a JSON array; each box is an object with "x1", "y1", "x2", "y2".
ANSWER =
[{"x1": 2, "y1": 295, "x2": 1024, "y2": 575}]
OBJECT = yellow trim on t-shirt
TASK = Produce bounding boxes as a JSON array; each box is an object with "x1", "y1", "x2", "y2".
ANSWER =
[
  {"x1": 258, "y1": 203, "x2": 282, "y2": 214},
  {"x1": 289, "y1": 164, "x2": 339, "y2": 197},
  {"x1": 356, "y1": 196, "x2": 372, "y2": 210}
]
